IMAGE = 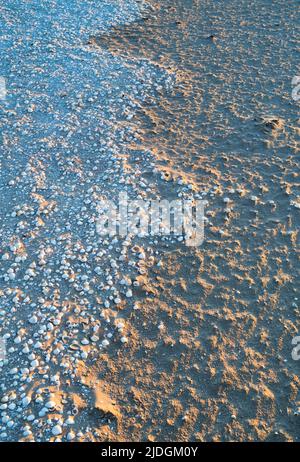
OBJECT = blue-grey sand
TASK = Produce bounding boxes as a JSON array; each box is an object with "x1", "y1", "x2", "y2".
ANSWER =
[{"x1": 0, "y1": 0, "x2": 299, "y2": 441}]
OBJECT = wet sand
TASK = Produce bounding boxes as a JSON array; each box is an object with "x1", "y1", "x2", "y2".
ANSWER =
[
  {"x1": 0, "y1": 0, "x2": 299, "y2": 442},
  {"x1": 91, "y1": 0, "x2": 300, "y2": 441}
]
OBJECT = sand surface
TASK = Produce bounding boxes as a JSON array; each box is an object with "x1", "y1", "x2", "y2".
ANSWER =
[{"x1": 0, "y1": 0, "x2": 299, "y2": 442}]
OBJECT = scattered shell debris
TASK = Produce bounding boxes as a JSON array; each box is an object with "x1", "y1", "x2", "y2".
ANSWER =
[{"x1": 0, "y1": 0, "x2": 299, "y2": 443}]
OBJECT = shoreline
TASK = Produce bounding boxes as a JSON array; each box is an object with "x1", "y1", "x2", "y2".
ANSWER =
[{"x1": 0, "y1": 0, "x2": 299, "y2": 442}]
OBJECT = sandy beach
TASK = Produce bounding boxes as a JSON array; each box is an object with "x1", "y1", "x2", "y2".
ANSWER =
[{"x1": 0, "y1": 0, "x2": 299, "y2": 442}]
